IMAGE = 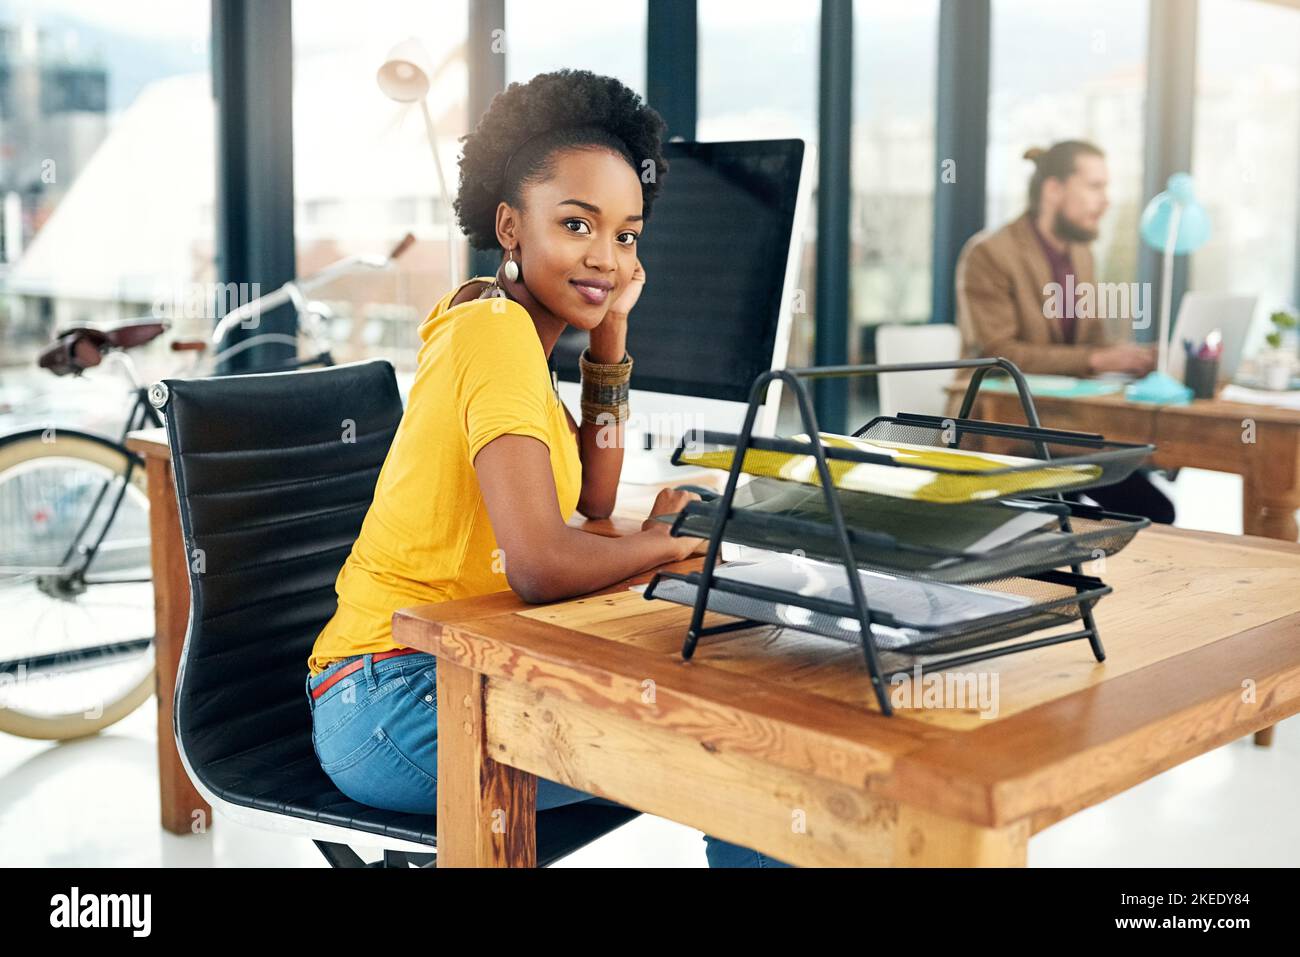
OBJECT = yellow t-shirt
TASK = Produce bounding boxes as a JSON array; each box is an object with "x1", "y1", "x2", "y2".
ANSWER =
[{"x1": 307, "y1": 277, "x2": 582, "y2": 676}]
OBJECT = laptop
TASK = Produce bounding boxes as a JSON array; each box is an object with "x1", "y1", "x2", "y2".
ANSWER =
[{"x1": 1167, "y1": 292, "x2": 1259, "y2": 382}]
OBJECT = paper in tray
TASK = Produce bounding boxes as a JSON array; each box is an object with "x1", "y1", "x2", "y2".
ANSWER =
[
  {"x1": 643, "y1": 573, "x2": 924, "y2": 650},
  {"x1": 675, "y1": 432, "x2": 1102, "y2": 504},
  {"x1": 712, "y1": 553, "x2": 1034, "y2": 623},
  {"x1": 644, "y1": 560, "x2": 1112, "y2": 655}
]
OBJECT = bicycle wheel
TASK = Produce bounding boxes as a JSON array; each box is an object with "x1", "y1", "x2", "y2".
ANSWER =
[{"x1": 0, "y1": 430, "x2": 156, "y2": 740}]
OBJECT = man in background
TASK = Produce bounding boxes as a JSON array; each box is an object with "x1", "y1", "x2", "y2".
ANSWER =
[{"x1": 951, "y1": 139, "x2": 1173, "y2": 523}]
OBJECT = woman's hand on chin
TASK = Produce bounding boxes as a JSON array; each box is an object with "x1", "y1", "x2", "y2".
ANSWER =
[
  {"x1": 589, "y1": 259, "x2": 640, "y2": 361},
  {"x1": 606, "y1": 258, "x2": 644, "y2": 322}
]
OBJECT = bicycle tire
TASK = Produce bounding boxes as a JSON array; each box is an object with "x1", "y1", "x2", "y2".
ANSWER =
[{"x1": 0, "y1": 429, "x2": 156, "y2": 740}]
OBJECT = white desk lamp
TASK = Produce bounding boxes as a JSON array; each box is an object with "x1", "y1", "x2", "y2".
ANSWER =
[
  {"x1": 377, "y1": 38, "x2": 462, "y2": 285},
  {"x1": 1125, "y1": 173, "x2": 1211, "y2": 404}
]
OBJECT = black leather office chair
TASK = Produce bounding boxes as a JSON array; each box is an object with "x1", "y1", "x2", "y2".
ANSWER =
[{"x1": 152, "y1": 360, "x2": 639, "y2": 867}]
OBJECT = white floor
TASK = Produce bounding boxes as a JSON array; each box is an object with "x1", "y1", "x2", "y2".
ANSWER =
[{"x1": 1, "y1": 468, "x2": 1296, "y2": 867}]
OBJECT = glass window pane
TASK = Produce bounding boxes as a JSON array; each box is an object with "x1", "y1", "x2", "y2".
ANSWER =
[
  {"x1": 505, "y1": 1, "x2": 646, "y2": 94},
  {"x1": 1190, "y1": 0, "x2": 1300, "y2": 327},
  {"x1": 292, "y1": 0, "x2": 470, "y2": 372},
  {"x1": 698, "y1": 0, "x2": 818, "y2": 372},
  {"x1": 851, "y1": 0, "x2": 938, "y2": 342},
  {"x1": 1, "y1": 0, "x2": 212, "y2": 435},
  {"x1": 698, "y1": 1, "x2": 818, "y2": 142},
  {"x1": 987, "y1": 0, "x2": 1148, "y2": 286}
]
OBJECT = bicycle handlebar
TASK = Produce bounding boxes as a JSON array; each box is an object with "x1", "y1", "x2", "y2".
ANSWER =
[{"x1": 211, "y1": 231, "x2": 416, "y2": 346}]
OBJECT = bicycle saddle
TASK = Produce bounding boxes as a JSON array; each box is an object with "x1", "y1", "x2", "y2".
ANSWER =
[{"x1": 39, "y1": 319, "x2": 168, "y2": 376}]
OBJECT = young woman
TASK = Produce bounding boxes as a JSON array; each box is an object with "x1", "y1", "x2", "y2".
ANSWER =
[{"x1": 304, "y1": 70, "x2": 791, "y2": 868}]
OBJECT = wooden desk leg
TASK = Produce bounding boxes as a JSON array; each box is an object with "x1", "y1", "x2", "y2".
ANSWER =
[
  {"x1": 1242, "y1": 484, "x2": 1300, "y2": 543},
  {"x1": 143, "y1": 456, "x2": 211, "y2": 835},
  {"x1": 895, "y1": 805, "x2": 1029, "y2": 867},
  {"x1": 435, "y1": 658, "x2": 537, "y2": 867},
  {"x1": 1241, "y1": 484, "x2": 1298, "y2": 747}
]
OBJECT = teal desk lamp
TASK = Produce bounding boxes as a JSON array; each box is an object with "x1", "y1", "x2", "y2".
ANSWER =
[{"x1": 1127, "y1": 172, "x2": 1212, "y2": 404}]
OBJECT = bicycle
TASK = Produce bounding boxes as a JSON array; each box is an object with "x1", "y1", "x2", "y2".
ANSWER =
[{"x1": 0, "y1": 233, "x2": 414, "y2": 739}]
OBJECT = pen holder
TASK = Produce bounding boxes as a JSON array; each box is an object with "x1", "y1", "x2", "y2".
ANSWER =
[{"x1": 1184, "y1": 355, "x2": 1219, "y2": 399}]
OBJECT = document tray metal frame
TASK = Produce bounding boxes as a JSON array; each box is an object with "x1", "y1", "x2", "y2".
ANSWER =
[{"x1": 643, "y1": 356, "x2": 1150, "y2": 716}]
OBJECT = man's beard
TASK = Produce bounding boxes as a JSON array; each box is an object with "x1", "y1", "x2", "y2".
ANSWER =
[{"x1": 1054, "y1": 209, "x2": 1098, "y2": 243}]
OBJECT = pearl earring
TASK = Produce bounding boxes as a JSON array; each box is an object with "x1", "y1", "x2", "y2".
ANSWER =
[{"x1": 503, "y1": 248, "x2": 520, "y2": 282}]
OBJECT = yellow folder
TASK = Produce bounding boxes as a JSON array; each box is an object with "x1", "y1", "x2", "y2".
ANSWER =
[{"x1": 676, "y1": 433, "x2": 1101, "y2": 504}]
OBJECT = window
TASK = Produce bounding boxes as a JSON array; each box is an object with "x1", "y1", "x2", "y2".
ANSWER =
[
  {"x1": 698, "y1": 0, "x2": 818, "y2": 373},
  {"x1": 504, "y1": 0, "x2": 646, "y2": 95},
  {"x1": 292, "y1": 0, "x2": 470, "y2": 371},
  {"x1": 1189, "y1": 0, "x2": 1300, "y2": 332},
  {"x1": 0, "y1": 0, "x2": 212, "y2": 436},
  {"x1": 987, "y1": 0, "x2": 1148, "y2": 286},
  {"x1": 850, "y1": 0, "x2": 938, "y2": 341},
  {"x1": 698, "y1": 1, "x2": 817, "y2": 143}
]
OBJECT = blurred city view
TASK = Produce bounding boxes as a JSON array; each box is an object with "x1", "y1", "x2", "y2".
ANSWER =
[{"x1": 1, "y1": 0, "x2": 1297, "y2": 439}]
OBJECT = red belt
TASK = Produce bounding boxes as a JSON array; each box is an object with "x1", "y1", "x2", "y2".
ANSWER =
[{"x1": 310, "y1": 647, "x2": 423, "y2": 700}]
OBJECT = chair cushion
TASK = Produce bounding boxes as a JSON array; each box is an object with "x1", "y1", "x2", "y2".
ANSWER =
[{"x1": 192, "y1": 675, "x2": 639, "y2": 858}]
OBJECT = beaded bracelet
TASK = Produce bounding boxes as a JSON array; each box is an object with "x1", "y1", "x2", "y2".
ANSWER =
[{"x1": 579, "y1": 347, "x2": 632, "y2": 425}]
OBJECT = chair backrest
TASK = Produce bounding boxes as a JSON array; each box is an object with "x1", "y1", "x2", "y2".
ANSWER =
[
  {"x1": 874, "y1": 323, "x2": 963, "y2": 417},
  {"x1": 158, "y1": 360, "x2": 402, "y2": 778}
]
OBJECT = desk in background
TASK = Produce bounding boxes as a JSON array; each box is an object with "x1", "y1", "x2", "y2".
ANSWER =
[{"x1": 948, "y1": 384, "x2": 1300, "y2": 542}]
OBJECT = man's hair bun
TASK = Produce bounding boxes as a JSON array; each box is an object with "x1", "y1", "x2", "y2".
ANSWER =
[{"x1": 1022, "y1": 140, "x2": 1104, "y2": 215}]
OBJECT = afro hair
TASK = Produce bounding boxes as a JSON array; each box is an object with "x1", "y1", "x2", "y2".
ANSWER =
[{"x1": 453, "y1": 69, "x2": 669, "y2": 252}]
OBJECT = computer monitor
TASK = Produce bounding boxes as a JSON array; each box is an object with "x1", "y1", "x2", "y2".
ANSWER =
[{"x1": 552, "y1": 138, "x2": 812, "y2": 484}]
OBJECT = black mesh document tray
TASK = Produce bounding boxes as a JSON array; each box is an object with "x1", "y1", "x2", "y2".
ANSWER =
[
  {"x1": 654, "y1": 483, "x2": 1150, "y2": 584},
  {"x1": 644, "y1": 566, "x2": 1111, "y2": 660},
  {"x1": 644, "y1": 357, "x2": 1152, "y2": 716}
]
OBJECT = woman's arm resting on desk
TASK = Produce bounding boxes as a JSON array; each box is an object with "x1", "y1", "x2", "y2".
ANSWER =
[{"x1": 475, "y1": 433, "x2": 703, "y2": 604}]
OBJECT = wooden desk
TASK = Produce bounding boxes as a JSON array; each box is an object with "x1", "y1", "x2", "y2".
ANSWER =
[
  {"x1": 393, "y1": 523, "x2": 1300, "y2": 867},
  {"x1": 124, "y1": 426, "x2": 715, "y2": 835},
  {"x1": 950, "y1": 385, "x2": 1300, "y2": 542}
]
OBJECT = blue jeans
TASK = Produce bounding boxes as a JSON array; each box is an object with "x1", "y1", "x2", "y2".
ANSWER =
[{"x1": 306, "y1": 651, "x2": 791, "y2": 868}]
